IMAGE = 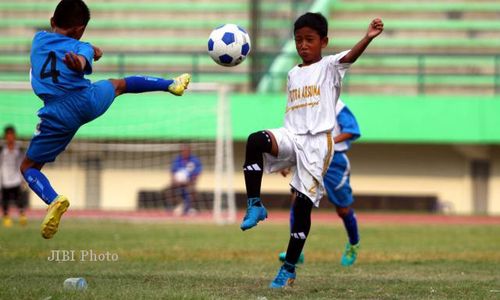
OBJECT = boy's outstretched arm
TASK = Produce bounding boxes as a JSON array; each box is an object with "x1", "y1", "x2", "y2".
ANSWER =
[
  {"x1": 340, "y1": 18, "x2": 384, "y2": 64},
  {"x1": 92, "y1": 45, "x2": 103, "y2": 61}
]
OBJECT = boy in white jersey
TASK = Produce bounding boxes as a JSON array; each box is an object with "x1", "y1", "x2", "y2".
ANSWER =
[
  {"x1": 279, "y1": 99, "x2": 362, "y2": 266},
  {"x1": 240, "y1": 12, "x2": 383, "y2": 288}
]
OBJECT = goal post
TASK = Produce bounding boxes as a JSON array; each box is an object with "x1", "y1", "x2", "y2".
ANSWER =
[
  {"x1": 0, "y1": 81, "x2": 236, "y2": 224},
  {"x1": 213, "y1": 84, "x2": 236, "y2": 224}
]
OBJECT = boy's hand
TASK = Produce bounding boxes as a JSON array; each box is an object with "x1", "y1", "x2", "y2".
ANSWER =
[
  {"x1": 92, "y1": 45, "x2": 103, "y2": 61},
  {"x1": 63, "y1": 52, "x2": 86, "y2": 72},
  {"x1": 366, "y1": 18, "x2": 384, "y2": 39},
  {"x1": 280, "y1": 168, "x2": 291, "y2": 177}
]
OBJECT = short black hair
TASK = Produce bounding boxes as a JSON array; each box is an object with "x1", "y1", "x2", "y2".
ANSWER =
[
  {"x1": 52, "y1": 0, "x2": 91, "y2": 29},
  {"x1": 4, "y1": 125, "x2": 15, "y2": 135},
  {"x1": 294, "y1": 12, "x2": 328, "y2": 38}
]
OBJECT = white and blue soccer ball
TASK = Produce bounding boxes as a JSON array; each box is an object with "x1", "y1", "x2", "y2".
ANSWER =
[{"x1": 207, "y1": 24, "x2": 251, "y2": 67}]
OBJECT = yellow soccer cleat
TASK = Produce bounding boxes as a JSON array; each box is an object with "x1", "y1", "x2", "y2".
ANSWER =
[
  {"x1": 2, "y1": 216, "x2": 13, "y2": 228},
  {"x1": 40, "y1": 196, "x2": 70, "y2": 239},
  {"x1": 167, "y1": 73, "x2": 191, "y2": 96},
  {"x1": 19, "y1": 214, "x2": 28, "y2": 227}
]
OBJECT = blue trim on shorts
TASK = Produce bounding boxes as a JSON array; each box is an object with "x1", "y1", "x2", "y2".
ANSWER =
[{"x1": 323, "y1": 152, "x2": 354, "y2": 208}]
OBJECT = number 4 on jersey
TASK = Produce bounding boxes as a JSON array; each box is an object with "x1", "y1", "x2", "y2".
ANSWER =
[{"x1": 40, "y1": 51, "x2": 60, "y2": 83}]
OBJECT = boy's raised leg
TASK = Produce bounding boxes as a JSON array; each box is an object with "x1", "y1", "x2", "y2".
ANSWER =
[
  {"x1": 240, "y1": 131, "x2": 275, "y2": 230},
  {"x1": 121, "y1": 73, "x2": 191, "y2": 96}
]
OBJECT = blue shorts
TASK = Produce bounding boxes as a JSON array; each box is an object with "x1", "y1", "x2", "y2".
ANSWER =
[
  {"x1": 323, "y1": 152, "x2": 354, "y2": 208},
  {"x1": 27, "y1": 80, "x2": 115, "y2": 163}
]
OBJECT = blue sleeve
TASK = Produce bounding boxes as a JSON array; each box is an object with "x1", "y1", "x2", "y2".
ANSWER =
[
  {"x1": 191, "y1": 156, "x2": 203, "y2": 177},
  {"x1": 171, "y1": 156, "x2": 181, "y2": 173},
  {"x1": 77, "y1": 42, "x2": 94, "y2": 75},
  {"x1": 337, "y1": 106, "x2": 361, "y2": 141}
]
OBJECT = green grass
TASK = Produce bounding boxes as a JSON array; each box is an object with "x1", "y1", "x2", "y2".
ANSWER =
[{"x1": 1, "y1": 219, "x2": 499, "y2": 299}]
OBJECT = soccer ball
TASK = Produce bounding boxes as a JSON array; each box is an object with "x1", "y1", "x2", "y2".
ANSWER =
[
  {"x1": 207, "y1": 24, "x2": 251, "y2": 67},
  {"x1": 174, "y1": 169, "x2": 189, "y2": 184}
]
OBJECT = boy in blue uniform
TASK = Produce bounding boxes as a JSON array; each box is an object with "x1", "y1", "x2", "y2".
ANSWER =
[
  {"x1": 279, "y1": 98, "x2": 361, "y2": 266},
  {"x1": 20, "y1": 0, "x2": 191, "y2": 239}
]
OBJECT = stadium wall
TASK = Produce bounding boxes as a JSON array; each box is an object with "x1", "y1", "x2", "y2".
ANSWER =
[
  {"x1": 26, "y1": 143, "x2": 500, "y2": 215},
  {"x1": 490, "y1": 150, "x2": 500, "y2": 214},
  {"x1": 4, "y1": 91, "x2": 500, "y2": 215}
]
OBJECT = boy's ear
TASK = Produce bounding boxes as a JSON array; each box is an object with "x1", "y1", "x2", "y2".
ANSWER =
[
  {"x1": 50, "y1": 17, "x2": 55, "y2": 29},
  {"x1": 76, "y1": 25, "x2": 86, "y2": 34},
  {"x1": 321, "y1": 36, "x2": 329, "y2": 48},
  {"x1": 72, "y1": 25, "x2": 86, "y2": 39}
]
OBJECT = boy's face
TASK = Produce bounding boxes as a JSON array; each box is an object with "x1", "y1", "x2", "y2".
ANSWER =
[
  {"x1": 4, "y1": 131, "x2": 15, "y2": 144},
  {"x1": 181, "y1": 146, "x2": 191, "y2": 159},
  {"x1": 294, "y1": 26, "x2": 328, "y2": 66}
]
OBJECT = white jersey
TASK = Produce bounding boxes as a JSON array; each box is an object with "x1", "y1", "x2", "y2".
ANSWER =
[
  {"x1": 284, "y1": 51, "x2": 351, "y2": 135},
  {"x1": 0, "y1": 143, "x2": 23, "y2": 188}
]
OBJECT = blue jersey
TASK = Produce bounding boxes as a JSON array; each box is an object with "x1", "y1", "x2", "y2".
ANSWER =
[
  {"x1": 30, "y1": 31, "x2": 94, "y2": 102},
  {"x1": 334, "y1": 99, "x2": 361, "y2": 152},
  {"x1": 171, "y1": 155, "x2": 203, "y2": 180}
]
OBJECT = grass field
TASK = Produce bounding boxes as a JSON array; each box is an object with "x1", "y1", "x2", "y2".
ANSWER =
[{"x1": 1, "y1": 217, "x2": 499, "y2": 299}]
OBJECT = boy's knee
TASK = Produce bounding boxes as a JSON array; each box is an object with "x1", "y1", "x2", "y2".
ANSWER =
[
  {"x1": 20, "y1": 157, "x2": 43, "y2": 174},
  {"x1": 109, "y1": 78, "x2": 125, "y2": 96},
  {"x1": 336, "y1": 206, "x2": 351, "y2": 218},
  {"x1": 247, "y1": 131, "x2": 272, "y2": 153},
  {"x1": 20, "y1": 158, "x2": 30, "y2": 174}
]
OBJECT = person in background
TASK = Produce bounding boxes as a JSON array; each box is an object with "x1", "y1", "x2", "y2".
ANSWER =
[
  {"x1": 1, "y1": 125, "x2": 27, "y2": 227},
  {"x1": 170, "y1": 144, "x2": 202, "y2": 216}
]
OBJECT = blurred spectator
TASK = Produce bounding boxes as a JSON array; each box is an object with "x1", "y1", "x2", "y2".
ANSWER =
[
  {"x1": 168, "y1": 144, "x2": 202, "y2": 216},
  {"x1": 1, "y1": 125, "x2": 26, "y2": 227}
]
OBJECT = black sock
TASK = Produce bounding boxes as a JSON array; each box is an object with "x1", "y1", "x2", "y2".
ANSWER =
[
  {"x1": 285, "y1": 192, "x2": 313, "y2": 267},
  {"x1": 243, "y1": 131, "x2": 272, "y2": 198},
  {"x1": 283, "y1": 261, "x2": 296, "y2": 273}
]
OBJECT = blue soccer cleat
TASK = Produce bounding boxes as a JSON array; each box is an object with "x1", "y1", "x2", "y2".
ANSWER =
[
  {"x1": 278, "y1": 252, "x2": 304, "y2": 264},
  {"x1": 341, "y1": 242, "x2": 360, "y2": 266},
  {"x1": 269, "y1": 263, "x2": 296, "y2": 288},
  {"x1": 240, "y1": 197, "x2": 267, "y2": 231}
]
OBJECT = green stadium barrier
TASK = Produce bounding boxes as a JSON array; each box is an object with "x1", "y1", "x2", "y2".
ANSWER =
[
  {"x1": 2, "y1": 91, "x2": 500, "y2": 144},
  {"x1": 0, "y1": 53, "x2": 495, "y2": 69}
]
